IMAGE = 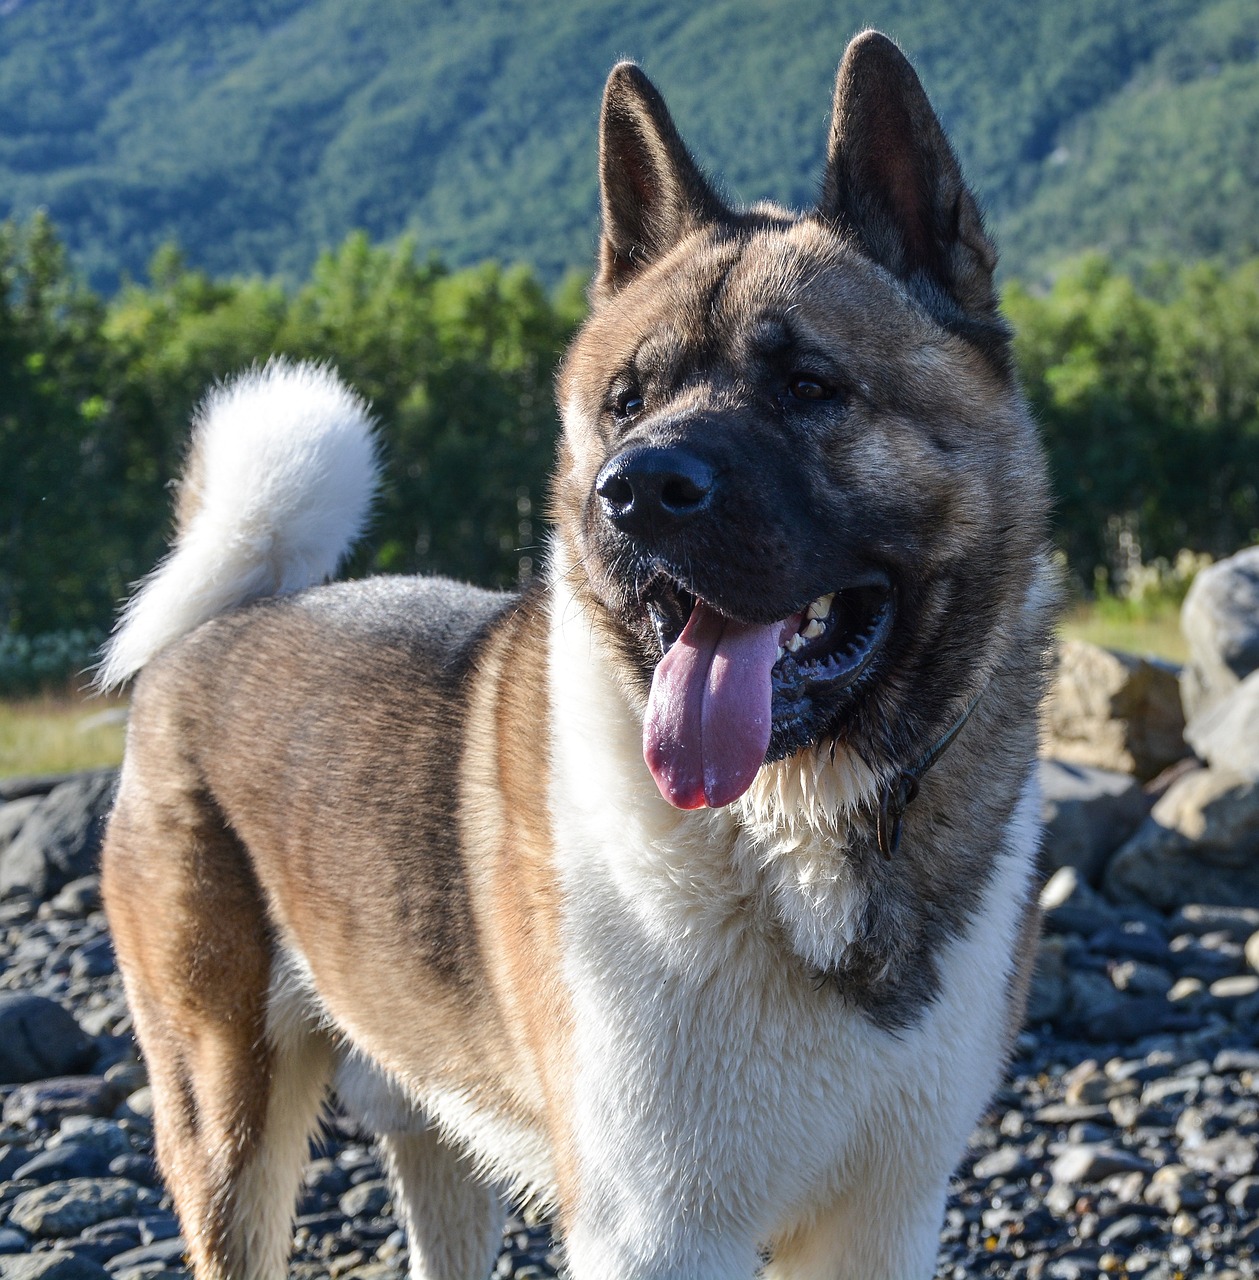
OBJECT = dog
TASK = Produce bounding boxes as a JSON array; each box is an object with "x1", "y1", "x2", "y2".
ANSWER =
[{"x1": 99, "y1": 30, "x2": 1054, "y2": 1280}]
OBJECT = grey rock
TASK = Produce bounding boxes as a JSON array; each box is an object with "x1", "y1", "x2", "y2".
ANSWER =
[
  {"x1": 70, "y1": 937, "x2": 115, "y2": 980},
  {"x1": 1044, "y1": 640, "x2": 1187, "y2": 781},
  {"x1": 1108, "y1": 960, "x2": 1173, "y2": 996},
  {"x1": 972, "y1": 1146, "x2": 1032, "y2": 1180},
  {"x1": 1025, "y1": 935, "x2": 1069, "y2": 1025},
  {"x1": 7, "y1": 1178, "x2": 159, "y2": 1237},
  {"x1": 13, "y1": 1140, "x2": 114, "y2": 1182},
  {"x1": 1050, "y1": 1144, "x2": 1153, "y2": 1184},
  {"x1": 0, "y1": 994, "x2": 95, "y2": 1084},
  {"x1": 0, "y1": 1254, "x2": 111, "y2": 1280},
  {"x1": 56, "y1": 1119, "x2": 133, "y2": 1162},
  {"x1": 1186, "y1": 669, "x2": 1259, "y2": 781},
  {"x1": 0, "y1": 770, "x2": 118, "y2": 900},
  {"x1": 1097, "y1": 1215, "x2": 1159, "y2": 1248},
  {"x1": 1214, "y1": 1048, "x2": 1259, "y2": 1074},
  {"x1": 1039, "y1": 760, "x2": 1149, "y2": 882},
  {"x1": 46, "y1": 877, "x2": 102, "y2": 918},
  {"x1": 104, "y1": 1238, "x2": 187, "y2": 1271},
  {"x1": 1104, "y1": 767, "x2": 1259, "y2": 910},
  {"x1": 1227, "y1": 1177, "x2": 1259, "y2": 1210},
  {"x1": 1143, "y1": 1163, "x2": 1205, "y2": 1213},
  {"x1": 1180, "y1": 546, "x2": 1259, "y2": 721},
  {"x1": 1180, "y1": 1133, "x2": 1257, "y2": 1176},
  {"x1": 338, "y1": 1179, "x2": 391, "y2": 1218},
  {"x1": 1170, "y1": 903, "x2": 1259, "y2": 941},
  {"x1": 1210, "y1": 974, "x2": 1259, "y2": 999},
  {"x1": 0, "y1": 797, "x2": 41, "y2": 851},
  {"x1": 3, "y1": 1077, "x2": 121, "y2": 1128}
]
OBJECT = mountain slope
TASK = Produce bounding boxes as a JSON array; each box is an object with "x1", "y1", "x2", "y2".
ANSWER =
[{"x1": 0, "y1": 0, "x2": 1252, "y2": 287}]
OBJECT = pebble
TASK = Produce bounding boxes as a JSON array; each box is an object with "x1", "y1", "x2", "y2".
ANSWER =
[{"x1": 1, "y1": 810, "x2": 1258, "y2": 1277}]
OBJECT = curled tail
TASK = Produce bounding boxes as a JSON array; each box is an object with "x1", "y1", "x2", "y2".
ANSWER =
[{"x1": 97, "y1": 360, "x2": 379, "y2": 691}]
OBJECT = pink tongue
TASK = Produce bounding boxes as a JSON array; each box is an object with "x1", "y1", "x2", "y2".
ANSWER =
[{"x1": 643, "y1": 602, "x2": 781, "y2": 809}]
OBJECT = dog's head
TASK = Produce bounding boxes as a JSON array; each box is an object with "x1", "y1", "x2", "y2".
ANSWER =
[{"x1": 552, "y1": 32, "x2": 1049, "y2": 815}]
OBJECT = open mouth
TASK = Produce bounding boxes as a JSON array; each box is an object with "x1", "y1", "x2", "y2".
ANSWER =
[{"x1": 639, "y1": 575, "x2": 894, "y2": 809}]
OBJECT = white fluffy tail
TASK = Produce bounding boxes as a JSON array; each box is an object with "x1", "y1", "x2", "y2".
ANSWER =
[{"x1": 97, "y1": 360, "x2": 379, "y2": 691}]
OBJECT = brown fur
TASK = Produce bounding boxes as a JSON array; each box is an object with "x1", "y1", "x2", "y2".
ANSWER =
[{"x1": 103, "y1": 30, "x2": 1054, "y2": 1279}]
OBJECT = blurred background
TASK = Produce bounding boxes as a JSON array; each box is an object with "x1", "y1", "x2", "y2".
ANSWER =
[{"x1": 1, "y1": 0, "x2": 1256, "y2": 762}]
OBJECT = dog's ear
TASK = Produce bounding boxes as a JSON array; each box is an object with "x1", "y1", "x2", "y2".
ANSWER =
[
  {"x1": 819, "y1": 32, "x2": 1005, "y2": 351},
  {"x1": 596, "y1": 62, "x2": 725, "y2": 297}
]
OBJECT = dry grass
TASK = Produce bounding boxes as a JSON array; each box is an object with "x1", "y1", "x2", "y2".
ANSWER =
[{"x1": 0, "y1": 692, "x2": 128, "y2": 779}]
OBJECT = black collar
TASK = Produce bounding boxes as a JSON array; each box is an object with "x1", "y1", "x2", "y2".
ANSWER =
[{"x1": 875, "y1": 688, "x2": 986, "y2": 859}]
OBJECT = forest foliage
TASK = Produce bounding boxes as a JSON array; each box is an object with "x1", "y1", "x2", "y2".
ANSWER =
[
  {"x1": 0, "y1": 0, "x2": 1255, "y2": 290},
  {"x1": 3, "y1": 215, "x2": 1258, "y2": 692}
]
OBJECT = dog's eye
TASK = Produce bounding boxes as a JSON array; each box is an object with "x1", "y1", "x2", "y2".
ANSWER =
[
  {"x1": 615, "y1": 388, "x2": 645, "y2": 419},
  {"x1": 787, "y1": 375, "x2": 834, "y2": 402}
]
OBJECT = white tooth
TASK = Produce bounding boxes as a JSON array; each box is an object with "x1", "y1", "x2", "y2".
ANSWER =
[
  {"x1": 776, "y1": 645, "x2": 786, "y2": 661},
  {"x1": 787, "y1": 632, "x2": 806, "y2": 653},
  {"x1": 806, "y1": 593, "x2": 835, "y2": 621},
  {"x1": 801, "y1": 618, "x2": 825, "y2": 639}
]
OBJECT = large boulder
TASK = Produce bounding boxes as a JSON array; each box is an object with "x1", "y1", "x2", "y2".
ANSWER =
[
  {"x1": 1104, "y1": 767, "x2": 1259, "y2": 911},
  {"x1": 1042, "y1": 640, "x2": 1187, "y2": 781},
  {"x1": 1185, "y1": 668, "x2": 1259, "y2": 781},
  {"x1": 1180, "y1": 546, "x2": 1259, "y2": 722},
  {"x1": 0, "y1": 768, "x2": 118, "y2": 900},
  {"x1": 1039, "y1": 759, "x2": 1149, "y2": 883}
]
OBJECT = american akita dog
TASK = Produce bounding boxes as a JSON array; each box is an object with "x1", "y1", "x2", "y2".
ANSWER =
[{"x1": 99, "y1": 30, "x2": 1054, "y2": 1280}]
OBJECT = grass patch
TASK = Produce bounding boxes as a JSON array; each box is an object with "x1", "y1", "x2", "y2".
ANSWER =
[
  {"x1": 1059, "y1": 601, "x2": 1187, "y2": 664},
  {"x1": 0, "y1": 693, "x2": 127, "y2": 779}
]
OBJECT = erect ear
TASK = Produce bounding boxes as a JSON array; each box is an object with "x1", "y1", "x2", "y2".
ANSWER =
[
  {"x1": 596, "y1": 62, "x2": 726, "y2": 298},
  {"x1": 819, "y1": 32, "x2": 1006, "y2": 355}
]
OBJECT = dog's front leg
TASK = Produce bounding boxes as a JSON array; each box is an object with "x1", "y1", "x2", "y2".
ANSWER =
[
  {"x1": 762, "y1": 1173, "x2": 946, "y2": 1280},
  {"x1": 562, "y1": 1205, "x2": 763, "y2": 1280}
]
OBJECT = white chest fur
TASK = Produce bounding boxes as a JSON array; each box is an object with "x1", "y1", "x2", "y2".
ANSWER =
[{"x1": 545, "y1": 566, "x2": 1041, "y2": 1276}]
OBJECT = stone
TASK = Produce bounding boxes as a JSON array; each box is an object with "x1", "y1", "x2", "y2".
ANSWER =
[
  {"x1": 1103, "y1": 767, "x2": 1259, "y2": 910},
  {"x1": 1180, "y1": 1133, "x2": 1257, "y2": 1177},
  {"x1": 1039, "y1": 760, "x2": 1149, "y2": 882},
  {"x1": 46, "y1": 876, "x2": 102, "y2": 918},
  {"x1": 0, "y1": 796, "x2": 41, "y2": 852},
  {"x1": 1025, "y1": 935, "x2": 1069, "y2": 1025},
  {"x1": 69, "y1": 936, "x2": 114, "y2": 980},
  {"x1": 0, "y1": 770, "x2": 118, "y2": 900},
  {"x1": 0, "y1": 994, "x2": 95, "y2": 1084},
  {"x1": 12, "y1": 1140, "x2": 115, "y2": 1182},
  {"x1": 103, "y1": 1238, "x2": 187, "y2": 1271},
  {"x1": 1248, "y1": 931, "x2": 1259, "y2": 973},
  {"x1": 338, "y1": 1179, "x2": 391, "y2": 1219},
  {"x1": 1186, "y1": 669, "x2": 1259, "y2": 781},
  {"x1": 0, "y1": 1254, "x2": 111, "y2": 1280},
  {"x1": 1043, "y1": 639, "x2": 1187, "y2": 781},
  {"x1": 1180, "y1": 546, "x2": 1259, "y2": 721},
  {"x1": 1143, "y1": 1164, "x2": 1205, "y2": 1213},
  {"x1": 56, "y1": 1118, "x2": 133, "y2": 1161},
  {"x1": 1170, "y1": 904, "x2": 1259, "y2": 941},
  {"x1": 7, "y1": 1178, "x2": 159, "y2": 1237},
  {"x1": 1050, "y1": 1144, "x2": 1153, "y2": 1184},
  {"x1": 972, "y1": 1146, "x2": 1032, "y2": 1180},
  {"x1": 3, "y1": 1077, "x2": 121, "y2": 1128}
]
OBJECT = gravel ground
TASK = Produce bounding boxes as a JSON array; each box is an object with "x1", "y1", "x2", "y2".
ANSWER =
[{"x1": 1, "y1": 875, "x2": 1257, "y2": 1279}]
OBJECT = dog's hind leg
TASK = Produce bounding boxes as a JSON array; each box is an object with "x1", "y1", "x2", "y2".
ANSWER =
[
  {"x1": 378, "y1": 1128, "x2": 503, "y2": 1280},
  {"x1": 104, "y1": 779, "x2": 333, "y2": 1280}
]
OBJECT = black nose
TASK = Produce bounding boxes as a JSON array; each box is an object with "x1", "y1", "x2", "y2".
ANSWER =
[{"x1": 595, "y1": 446, "x2": 716, "y2": 537}]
